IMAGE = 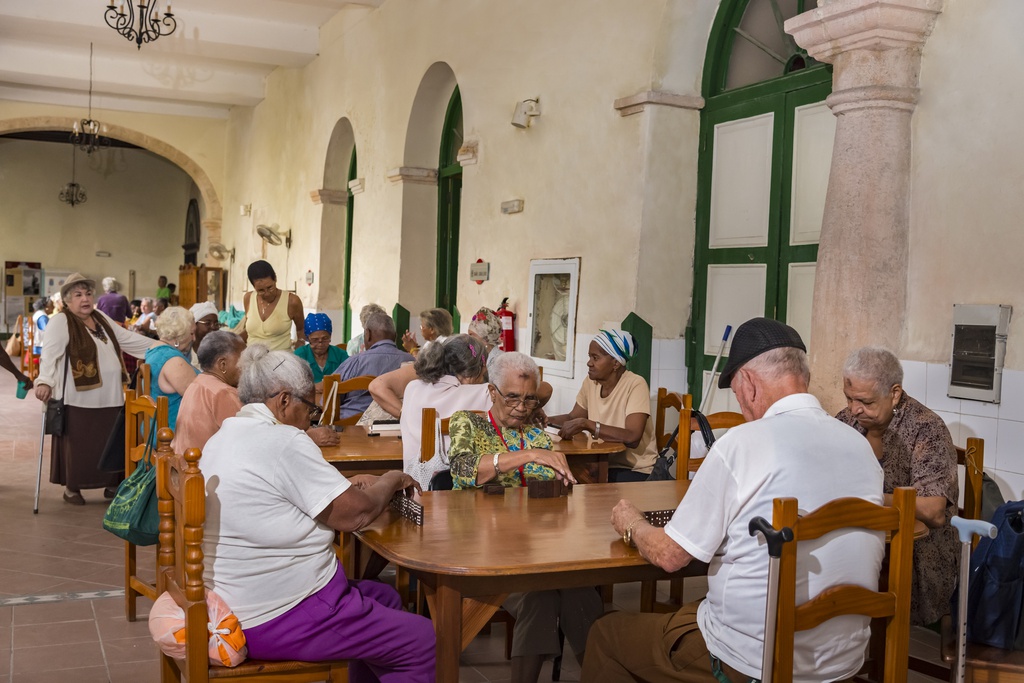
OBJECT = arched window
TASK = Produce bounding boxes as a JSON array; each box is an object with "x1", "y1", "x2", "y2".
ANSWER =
[
  {"x1": 183, "y1": 199, "x2": 200, "y2": 266},
  {"x1": 688, "y1": 0, "x2": 834, "y2": 408},
  {"x1": 436, "y1": 86, "x2": 463, "y2": 320}
]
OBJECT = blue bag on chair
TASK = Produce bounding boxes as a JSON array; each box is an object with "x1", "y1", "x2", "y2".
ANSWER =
[{"x1": 966, "y1": 500, "x2": 1024, "y2": 649}]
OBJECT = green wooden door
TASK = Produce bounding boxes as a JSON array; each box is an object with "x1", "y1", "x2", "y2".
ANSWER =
[{"x1": 436, "y1": 87, "x2": 463, "y2": 314}]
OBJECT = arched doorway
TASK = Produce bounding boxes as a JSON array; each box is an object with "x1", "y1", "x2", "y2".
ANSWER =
[
  {"x1": 183, "y1": 199, "x2": 200, "y2": 266},
  {"x1": 688, "y1": 0, "x2": 835, "y2": 408},
  {"x1": 318, "y1": 118, "x2": 356, "y2": 342}
]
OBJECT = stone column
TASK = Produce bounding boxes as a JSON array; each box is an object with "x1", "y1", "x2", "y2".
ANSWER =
[{"x1": 785, "y1": 0, "x2": 943, "y2": 413}]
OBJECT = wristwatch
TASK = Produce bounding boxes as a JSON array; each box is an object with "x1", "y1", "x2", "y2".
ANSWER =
[{"x1": 493, "y1": 452, "x2": 502, "y2": 477}]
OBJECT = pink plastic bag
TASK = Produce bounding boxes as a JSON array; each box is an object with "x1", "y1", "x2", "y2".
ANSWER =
[{"x1": 149, "y1": 590, "x2": 248, "y2": 667}]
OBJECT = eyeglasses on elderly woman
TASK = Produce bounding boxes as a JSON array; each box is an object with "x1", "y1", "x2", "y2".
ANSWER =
[
  {"x1": 268, "y1": 390, "x2": 323, "y2": 422},
  {"x1": 490, "y1": 385, "x2": 540, "y2": 410}
]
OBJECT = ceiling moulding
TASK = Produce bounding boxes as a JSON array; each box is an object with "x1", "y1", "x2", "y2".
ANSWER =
[
  {"x1": 613, "y1": 91, "x2": 705, "y2": 117},
  {"x1": 310, "y1": 188, "x2": 347, "y2": 206},
  {"x1": 386, "y1": 167, "x2": 438, "y2": 186}
]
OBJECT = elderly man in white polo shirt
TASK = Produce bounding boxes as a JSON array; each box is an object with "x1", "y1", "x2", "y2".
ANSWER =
[{"x1": 582, "y1": 318, "x2": 885, "y2": 683}]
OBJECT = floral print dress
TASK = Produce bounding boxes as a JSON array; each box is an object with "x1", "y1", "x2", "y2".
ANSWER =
[{"x1": 448, "y1": 411, "x2": 557, "y2": 489}]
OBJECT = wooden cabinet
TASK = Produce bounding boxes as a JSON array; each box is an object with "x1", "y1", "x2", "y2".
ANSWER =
[{"x1": 178, "y1": 265, "x2": 226, "y2": 311}]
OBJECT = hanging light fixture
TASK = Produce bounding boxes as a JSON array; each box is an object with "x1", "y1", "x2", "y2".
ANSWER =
[
  {"x1": 69, "y1": 43, "x2": 110, "y2": 156},
  {"x1": 59, "y1": 146, "x2": 88, "y2": 208},
  {"x1": 104, "y1": 1, "x2": 177, "y2": 49}
]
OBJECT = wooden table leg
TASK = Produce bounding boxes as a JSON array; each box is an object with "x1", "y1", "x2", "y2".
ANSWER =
[{"x1": 433, "y1": 576, "x2": 463, "y2": 682}]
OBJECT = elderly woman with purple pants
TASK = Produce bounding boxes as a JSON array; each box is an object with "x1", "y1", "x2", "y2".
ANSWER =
[{"x1": 199, "y1": 344, "x2": 435, "y2": 682}]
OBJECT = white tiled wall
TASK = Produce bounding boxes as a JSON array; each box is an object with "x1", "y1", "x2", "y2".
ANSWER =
[{"x1": 903, "y1": 360, "x2": 1024, "y2": 503}]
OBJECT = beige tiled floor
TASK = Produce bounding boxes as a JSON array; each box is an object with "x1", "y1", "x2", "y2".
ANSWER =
[{"x1": 0, "y1": 362, "x2": 948, "y2": 682}]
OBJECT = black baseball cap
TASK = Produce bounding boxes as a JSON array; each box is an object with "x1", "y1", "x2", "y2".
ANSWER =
[{"x1": 717, "y1": 318, "x2": 806, "y2": 389}]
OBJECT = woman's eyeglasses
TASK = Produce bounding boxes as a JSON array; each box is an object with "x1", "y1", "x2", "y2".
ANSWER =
[
  {"x1": 268, "y1": 391, "x2": 323, "y2": 421},
  {"x1": 196, "y1": 320, "x2": 221, "y2": 329},
  {"x1": 491, "y1": 385, "x2": 540, "y2": 410}
]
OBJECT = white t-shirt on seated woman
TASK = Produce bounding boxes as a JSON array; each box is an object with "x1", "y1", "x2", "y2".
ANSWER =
[
  {"x1": 400, "y1": 375, "x2": 491, "y2": 490},
  {"x1": 200, "y1": 402, "x2": 351, "y2": 629}
]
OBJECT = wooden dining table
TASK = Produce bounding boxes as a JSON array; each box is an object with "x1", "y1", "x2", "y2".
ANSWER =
[
  {"x1": 321, "y1": 425, "x2": 626, "y2": 483},
  {"x1": 352, "y1": 479, "x2": 703, "y2": 681}
]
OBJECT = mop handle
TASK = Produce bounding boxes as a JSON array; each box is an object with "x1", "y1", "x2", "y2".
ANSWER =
[
  {"x1": 950, "y1": 516, "x2": 996, "y2": 683},
  {"x1": 700, "y1": 325, "x2": 732, "y2": 413}
]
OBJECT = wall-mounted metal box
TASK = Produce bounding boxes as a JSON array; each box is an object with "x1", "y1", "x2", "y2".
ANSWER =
[{"x1": 948, "y1": 304, "x2": 1012, "y2": 403}]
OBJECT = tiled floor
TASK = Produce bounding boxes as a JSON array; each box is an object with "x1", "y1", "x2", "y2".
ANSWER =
[{"x1": 0, "y1": 362, "x2": 948, "y2": 682}]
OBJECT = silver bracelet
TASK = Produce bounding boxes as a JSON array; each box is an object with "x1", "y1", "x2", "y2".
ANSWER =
[{"x1": 493, "y1": 452, "x2": 501, "y2": 477}]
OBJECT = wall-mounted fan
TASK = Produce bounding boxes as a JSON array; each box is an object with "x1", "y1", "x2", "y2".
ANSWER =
[
  {"x1": 256, "y1": 223, "x2": 291, "y2": 249},
  {"x1": 208, "y1": 243, "x2": 235, "y2": 263}
]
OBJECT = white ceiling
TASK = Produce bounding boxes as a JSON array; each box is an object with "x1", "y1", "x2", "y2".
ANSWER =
[{"x1": 0, "y1": 0, "x2": 381, "y2": 119}]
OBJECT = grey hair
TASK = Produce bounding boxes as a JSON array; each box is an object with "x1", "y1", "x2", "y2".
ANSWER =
[
  {"x1": 742, "y1": 346, "x2": 811, "y2": 386},
  {"x1": 489, "y1": 352, "x2": 540, "y2": 392},
  {"x1": 155, "y1": 306, "x2": 194, "y2": 346},
  {"x1": 359, "y1": 303, "x2": 387, "y2": 327},
  {"x1": 102, "y1": 277, "x2": 119, "y2": 293},
  {"x1": 414, "y1": 334, "x2": 486, "y2": 384},
  {"x1": 196, "y1": 331, "x2": 244, "y2": 371},
  {"x1": 843, "y1": 346, "x2": 903, "y2": 395},
  {"x1": 364, "y1": 311, "x2": 395, "y2": 338},
  {"x1": 142, "y1": 297, "x2": 155, "y2": 307},
  {"x1": 238, "y1": 344, "x2": 314, "y2": 404},
  {"x1": 419, "y1": 308, "x2": 454, "y2": 337}
]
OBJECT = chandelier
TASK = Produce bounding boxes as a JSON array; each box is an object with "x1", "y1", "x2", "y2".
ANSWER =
[
  {"x1": 105, "y1": 2, "x2": 177, "y2": 49},
  {"x1": 59, "y1": 147, "x2": 88, "y2": 208},
  {"x1": 69, "y1": 43, "x2": 110, "y2": 156}
]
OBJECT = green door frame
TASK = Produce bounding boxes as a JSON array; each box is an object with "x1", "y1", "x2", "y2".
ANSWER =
[
  {"x1": 436, "y1": 86, "x2": 463, "y2": 316},
  {"x1": 687, "y1": 0, "x2": 830, "y2": 406}
]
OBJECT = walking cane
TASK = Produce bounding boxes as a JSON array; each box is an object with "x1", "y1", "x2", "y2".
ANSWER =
[
  {"x1": 749, "y1": 516, "x2": 794, "y2": 683},
  {"x1": 699, "y1": 325, "x2": 732, "y2": 414},
  {"x1": 33, "y1": 401, "x2": 46, "y2": 514},
  {"x1": 950, "y1": 516, "x2": 997, "y2": 683}
]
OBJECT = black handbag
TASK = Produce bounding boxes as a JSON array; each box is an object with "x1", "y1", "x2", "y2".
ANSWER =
[
  {"x1": 647, "y1": 409, "x2": 715, "y2": 481},
  {"x1": 44, "y1": 354, "x2": 70, "y2": 437}
]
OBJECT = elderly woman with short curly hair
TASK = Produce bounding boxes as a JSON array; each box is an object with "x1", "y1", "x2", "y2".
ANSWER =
[{"x1": 146, "y1": 306, "x2": 199, "y2": 429}]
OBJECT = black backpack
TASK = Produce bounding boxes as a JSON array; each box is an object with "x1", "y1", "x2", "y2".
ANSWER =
[
  {"x1": 647, "y1": 410, "x2": 715, "y2": 481},
  {"x1": 966, "y1": 500, "x2": 1024, "y2": 649}
]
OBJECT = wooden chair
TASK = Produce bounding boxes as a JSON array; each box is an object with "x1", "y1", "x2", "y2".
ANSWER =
[
  {"x1": 640, "y1": 405, "x2": 746, "y2": 613},
  {"x1": 137, "y1": 362, "x2": 152, "y2": 398},
  {"x1": 154, "y1": 430, "x2": 349, "y2": 683},
  {"x1": 20, "y1": 315, "x2": 39, "y2": 380},
  {"x1": 654, "y1": 389, "x2": 689, "y2": 451},
  {"x1": 124, "y1": 387, "x2": 169, "y2": 621},
  {"x1": 769, "y1": 487, "x2": 916, "y2": 683},
  {"x1": 321, "y1": 374, "x2": 375, "y2": 426}
]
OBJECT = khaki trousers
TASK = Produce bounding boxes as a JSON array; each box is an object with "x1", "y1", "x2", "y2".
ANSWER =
[{"x1": 581, "y1": 601, "x2": 750, "y2": 683}]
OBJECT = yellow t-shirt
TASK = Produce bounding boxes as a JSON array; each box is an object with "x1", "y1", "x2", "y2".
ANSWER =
[{"x1": 575, "y1": 370, "x2": 658, "y2": 473}]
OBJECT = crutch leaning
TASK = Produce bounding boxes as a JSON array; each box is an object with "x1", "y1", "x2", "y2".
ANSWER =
[{"x1": 950, "y1": 516, "x2": 998, "y2": 683}]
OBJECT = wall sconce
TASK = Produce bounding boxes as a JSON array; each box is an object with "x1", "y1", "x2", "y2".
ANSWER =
[{"x1": 511, "y1": 98, "x2": 541, "y2": 128}]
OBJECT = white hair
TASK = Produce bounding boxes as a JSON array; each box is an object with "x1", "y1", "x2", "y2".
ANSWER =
[
  {"x1": 102, "y1": 277, "x2": 119, "y2": 293},
  {"x1": 843, "y1": 346, "x2": 903, "y2": 395},
  {"x1": 238, "y1": 344, "x2": 314, "y2": 404},
  {"x1": 489, "y1": 351, "x2": 540, "y2": 391},
  {"x1": 742, "y1": 347, "x2": 810, "y2": 386},
  {"x1": 155, "y1": 306, "x2": 195, "y2": 346}
]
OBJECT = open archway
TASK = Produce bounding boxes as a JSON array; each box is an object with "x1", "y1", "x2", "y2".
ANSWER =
[
  {"x1": 396, "y1": 62, "x2": 460, "y2": 323},
  {"x1": 318, "y1": 117, "x2": 356, "y2": 341},
  {"x1": 0, "y1": 116, "x2": 223, "y2": 253}
]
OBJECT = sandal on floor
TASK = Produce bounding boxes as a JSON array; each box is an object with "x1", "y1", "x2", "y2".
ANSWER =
[{"x1": 63, "y1": 490, "x2": 86, "y2": 505}]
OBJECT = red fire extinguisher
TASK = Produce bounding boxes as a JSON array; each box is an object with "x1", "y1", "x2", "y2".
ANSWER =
[{"x1": 497, "y1": 297, "x2": 516, "y2": 352}]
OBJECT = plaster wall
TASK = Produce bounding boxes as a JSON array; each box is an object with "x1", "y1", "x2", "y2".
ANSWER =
[
  {"x1": 218, "y1": 0, "x2": 707, "y2": 342},
  {"x1": 906, "y1": 0, "x2": 1024, "y2": 369},
  {"x1": 0, "y1": 139, "x2": 195, "y2": 304}
]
